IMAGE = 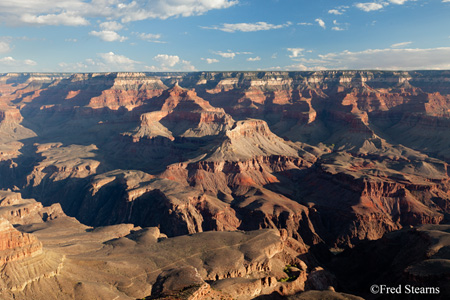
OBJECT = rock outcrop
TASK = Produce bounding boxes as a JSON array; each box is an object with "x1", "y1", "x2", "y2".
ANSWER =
[
  {"x1": 0, "y1": 218, "x2": 42, "y2": 264},
  {"x1": 1, "y1": 71, "x2": 450, "y2": 299},
  {"x1": 0, "y1": 192, "x2": 322, "y2": 300}
]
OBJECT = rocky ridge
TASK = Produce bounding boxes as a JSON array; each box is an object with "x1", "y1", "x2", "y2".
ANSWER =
[{"x1": 0, "y1": 190, "x2": 341, "y2": 300}]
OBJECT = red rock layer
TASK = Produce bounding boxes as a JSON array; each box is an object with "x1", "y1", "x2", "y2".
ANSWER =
[
  {"x1": 163, "y1": 155, "x2": 313, "y2": 194},
  {"x1": 0, "y1": 218, "x2": 42, "y2": 264}
]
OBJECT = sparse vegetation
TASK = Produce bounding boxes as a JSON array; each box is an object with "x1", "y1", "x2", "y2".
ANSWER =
[{"x1": 279, "y1": 264, "x2": 300, "y2": 282}]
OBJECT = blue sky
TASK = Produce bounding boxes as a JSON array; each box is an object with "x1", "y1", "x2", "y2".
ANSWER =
[{"x1": 1, "y1": 0, "x2": 450, "y2": 72}]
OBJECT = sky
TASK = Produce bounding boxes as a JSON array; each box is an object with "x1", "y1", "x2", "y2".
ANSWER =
[{"x1": 1, "y1": 0, "x2": 450, "y2": 72}]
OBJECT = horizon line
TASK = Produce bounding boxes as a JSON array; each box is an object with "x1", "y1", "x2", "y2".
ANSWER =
[{"x1": 2, "y1": 69, "x2": 450, "y2": 75}]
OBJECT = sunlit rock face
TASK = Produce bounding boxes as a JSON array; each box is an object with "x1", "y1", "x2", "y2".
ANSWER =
[{"x1": 0, "y1": 71, "x2": 450, "y2": 299}]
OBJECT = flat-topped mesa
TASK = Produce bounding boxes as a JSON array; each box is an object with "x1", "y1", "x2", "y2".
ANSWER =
[
  {"x1": 200, "y1": 119, "x2": 299, "y2": 162},
  {"x1": 212, "y1": 76, "x2": 294, "y2": 92},
  {"x1": 77, "y1": 73, "x2": 167, "y2": 110},
  {"x1": 0, "y1": 73, "x2": 68, "y2": 82},
  {"x1": 65, "y1": 73, "x2": 117, "y2": 86},
  {"x1": 0, "y1": 107, "x2": 23, "y2": 124},
  {"x1": 227, "y1": 119, "x2": 294, "y2": 147},
  {"x1": 111, "y1": 72, "x2": 166, "y2": 89},
  {"x1": 226, "y1": 119, "x2": 274, "y2": 139},
  {"x1": 0, "y1": 190, "x2": 66, "y2": 226},
  {"x1": 0, "y1": 218, "x2": 43, "y2": 264},
  {"x1": 0, "y1": 73, "x2": 68, "y2": 97},
  {"x1": 0, "y1": 190, "x2": 24, "y2": 206}
]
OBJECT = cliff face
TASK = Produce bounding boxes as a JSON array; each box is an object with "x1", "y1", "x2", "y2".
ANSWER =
[
  {"x1": 0, "y1": 71, "x2": 450, "y2": 299},
  {"x1": 0, "y1": 218, "x2": 43, "y2": 264},
  {"x1": 1, "y1": 71, "x2": 450, "y2": 249}
]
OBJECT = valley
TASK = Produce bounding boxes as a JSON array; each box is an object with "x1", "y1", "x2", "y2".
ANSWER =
[{"x1": 0, "y1": 71, "x2": 449, "y2": 299}]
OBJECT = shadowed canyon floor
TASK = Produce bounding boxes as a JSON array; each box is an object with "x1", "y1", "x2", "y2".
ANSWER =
[{"x1": 1, "y1": 71, "x2": 450, "y2": 299}]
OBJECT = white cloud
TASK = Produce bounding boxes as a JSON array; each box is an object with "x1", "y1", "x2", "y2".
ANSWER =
[
  {"x1": 120, "y1": 0, "x2": 239, "y2": 22},
  {"x1": 154, "y1": 54, "x2": 180, "y2": 67},
  {"x1": 212, "y1": 50, "x2": 252, "y2": 59},
  {"x1": 328, "y1": 9, "x2": 343, "y2": 15},
  {"x1": 262, "y1": 63, "x2": 326, "y2": 71},
  {"x1": 389, "y1": 0, "x2": 408, "y2": 4},
  {"x1": 89, "y1": 30, "x2": 127, "y2": 42},
  {"x1": 247, "y1": 56, "x2": 261, "y2": 61},
  {"x1": 298, "y1": 22, "x2": 313, "y2": 26},
  {"x1": 98, "y1": 52, "x2": 138, "y2": 66},
  {"x1": 0, "y1": 39, "x2": 11, "y2": 54},
  {"x1": 332, "y1": 20, "x2": 348, "y2": 31},
  {"x1": 282, "y1": 63, "x2": 327, "y2": 71},
  {"x1": 260, "y1": 66, "x2": 282, "y2": 71},
  {"x1": 390, "y1": 41, "x2": 412, "y2": 48},
  {"x1": 58, "y1": 52, "x2": 140, "y2": 72},
  {"x1": 20, "y1": 12, "x2": 89, "y2": 26},
  {"x1": 214, "y1": 51, "x2": 236, "y2": 59},
  {"x1": 355, "y1": 3, "x2": 385, "y2": 12},
  {"x1": 315, "y1": 18, "x2": 326, "y2": 29},
  {"x1": 25, "y1": 60, "x2": 38, "y2": 66},
  {"x1": 134, "y1": 32, "x2": 164, "y2": 43},
  {"x1": 267, "y1": 47, "x2": 450, "y2": 71},
  {"x1": 202, "y1": 21, "x2": 291, "y2": 33},
  {"x1": 65, "y1": 38, "x2": 78, "y2": 42},
  {"x1": 328, "y1": 5, "x2": 349, "y2": 15},
  {"x1": 0, "y1": 57, "x2": 16, "y2": 64},
  {"x1": 0, "y1": 0, "x2": 238, "y2": 26},
  {"x1": 287, "y1": 48, "x2": 305, "y2": 58},
  {"x1": 59, "y1": 62, "x2": 84, "y2": 70},
  {"x1": 311, "y1": 47, "x2": 450, "y2": 70},
  {"x1": 99, "y1": 21, "x2": 123, "y2": 31},
  {"x1": 180, "y1": 60, "x2": 196, "y2": 71},
  {"x1": 0, "y1": 56, "x2": 37, "y2": 71},
  {"x1": 146, "y1": 54, "x2": 196, "y2": 71},
  {"x1": 202, "y1": 58, "x2": 219, "y2": 64},
  {"x1": 0, "y1": 57, "x2": 36, "y2": 66},
  {"x1": 285, "y1": 63, "x2": 309, "y2": 71},
  {"x1": 139, "y1": 33, "x2": 161, "y2": 40}
]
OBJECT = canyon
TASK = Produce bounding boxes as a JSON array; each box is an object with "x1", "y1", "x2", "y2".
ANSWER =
[{"x1": 0, "y1": 71, "x2": 450, "y2": 299}]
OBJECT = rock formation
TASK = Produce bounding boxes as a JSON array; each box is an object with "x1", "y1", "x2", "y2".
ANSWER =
[
  {"x1": 0, "y1": 71, "x2": 450, "y2": 299},
  {"x1": 0, "y1": 217, "x2": 42, "y2": 264}
]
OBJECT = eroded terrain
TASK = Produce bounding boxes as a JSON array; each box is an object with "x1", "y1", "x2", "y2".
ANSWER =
[{"x1": 1, "y1": 71, "x2": 450, "y2": 299}]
